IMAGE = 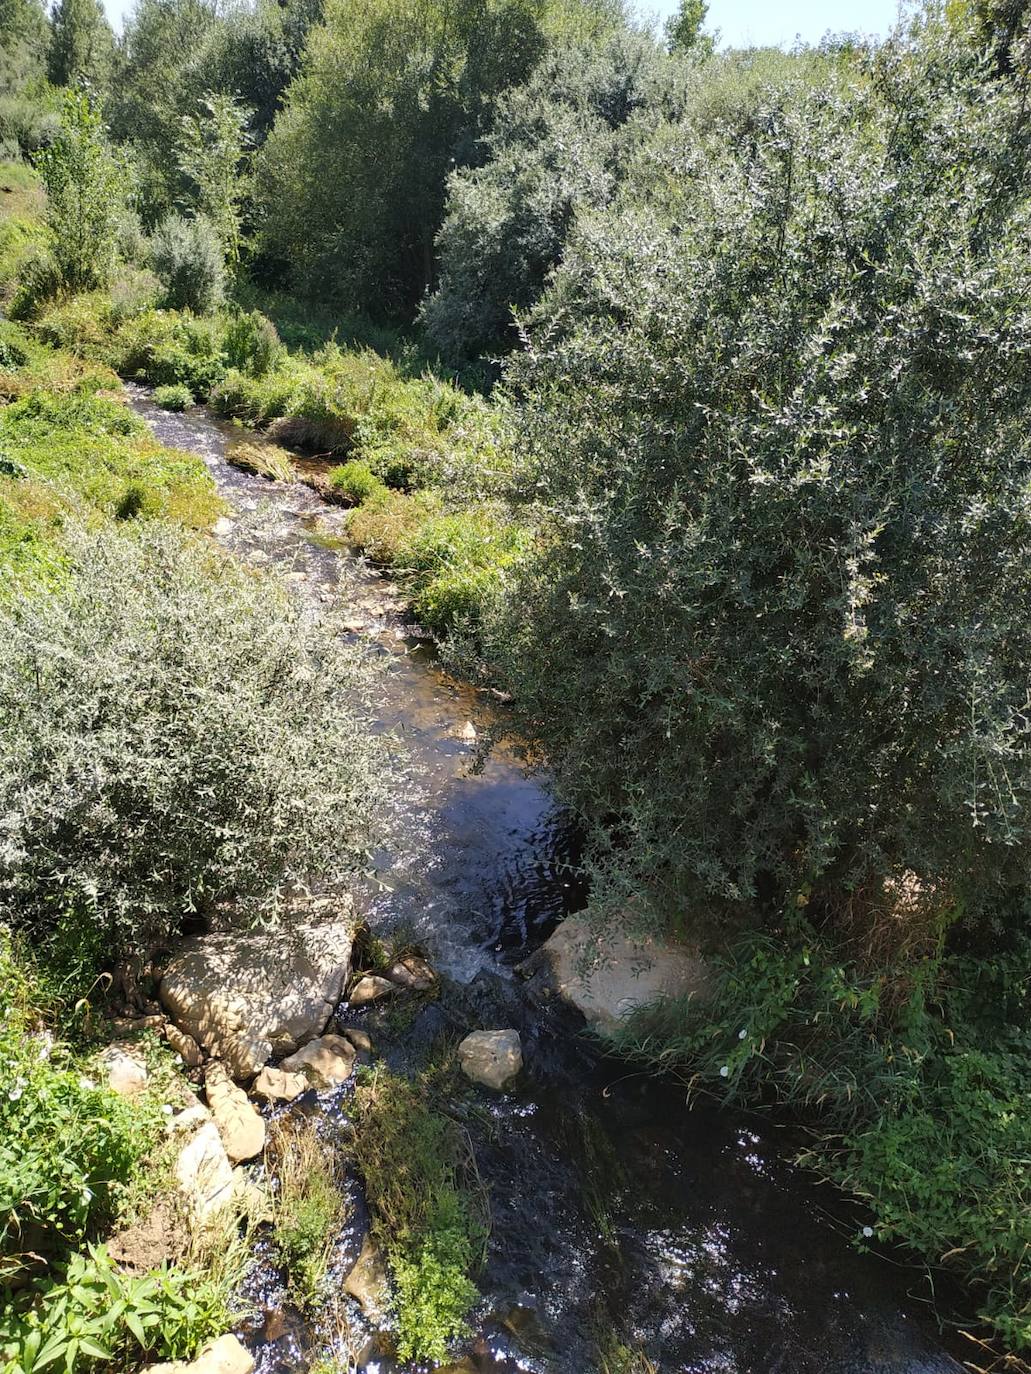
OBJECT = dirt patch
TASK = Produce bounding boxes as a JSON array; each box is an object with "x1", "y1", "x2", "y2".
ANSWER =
[{"x1": 108, "y1": 1196, "x2": 189, "y2": 1273}]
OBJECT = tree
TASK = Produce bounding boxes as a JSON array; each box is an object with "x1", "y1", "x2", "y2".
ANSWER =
[
  {"x1": 477, "y1": 14, "x2": 1031, "y2": 943},
  {"x1": 665, "y1": 0, "x2": 711, "y2": 53},
  {"x1": 36, "y1": 87, "x2": 126, "y2": 291},
  {"x1": 177, "y1": 92, "x2": 253, "y2": 266},
  {"x1": 47, "y1": 0, "x2": 114, "y2": 93},
  {"x1": 256, "y1": 0, "x2": 557, "y2": 314},
  {"x1": 423, "y1": 28, "x2": 678, "y2": 362}
]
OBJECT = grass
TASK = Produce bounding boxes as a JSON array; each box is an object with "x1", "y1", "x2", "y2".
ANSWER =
[
  {"x1": 268, "y1": 1120, "x2": 346, "y2": 1312},
  {"x1": 351, "y1": 1065, "x2": 487, "y2": 1365}
]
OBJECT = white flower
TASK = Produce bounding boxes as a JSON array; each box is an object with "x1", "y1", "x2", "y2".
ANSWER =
[
  {"x1": 9, "y1": 1086, "x2": 22, "y2": 1101},
  {"x1": 161, "y1": 1104, "x2": 174, "y2": 1115},
  {"x1": 719, "y1": 1065, "x2": 730, "y2": 1078},
  {"x1": 738, "y1": 1029, "x2": 748, "y2": 1040},
  {"x1": 861, "y1": 1226, "x2": 874, "y2": 1238}
]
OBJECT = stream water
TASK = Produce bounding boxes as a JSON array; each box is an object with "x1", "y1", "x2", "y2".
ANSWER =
[{"x1": 129, "y1": 387, "x2": 966, "y2": 1374}]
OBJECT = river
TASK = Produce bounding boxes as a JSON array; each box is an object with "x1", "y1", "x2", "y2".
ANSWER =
[{"x1": 129, "y1": 386, "x2": 964, "y2": 1374}]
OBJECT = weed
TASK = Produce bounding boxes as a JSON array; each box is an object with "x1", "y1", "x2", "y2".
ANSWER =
[{"x1": 268, "y1": 1121, "x2": 346, "y2": 1312}]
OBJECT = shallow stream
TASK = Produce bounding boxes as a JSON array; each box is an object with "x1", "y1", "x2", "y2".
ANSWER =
[{"x1": 130, "y1": 387, "x2": 965, "y2": 1374}]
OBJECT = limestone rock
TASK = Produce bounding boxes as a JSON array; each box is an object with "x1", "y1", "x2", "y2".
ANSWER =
[
  {"x1": 280, "y1": 1033, "x2": 355, "y2": 1089},
  {"x1": 251, "y1": 1065, "x2": 308, "y2": 1103},
  {"x1": 159, "y1": 916, "x2": 354, "y2": 1079},
  {"x1": 526, "y1": 915, "x2": 710, "y2": 1032},
  {"x1": 344, "y1": 1233, "x2": 391, "y2": 1321},
  {"x1": 98, "y1": 1044, "x2": 148, "y2": 1096},
  {"x1": 458, "y1": 1029, "x2": 522, "y2": 1091},
  {"x1": 176, "y1": 1121, "x2": 234, "y2": 1223},
  {"x1": 385, "y1": 955, "x2": 435, "y2": 991},
  {"x1": 342, "y1": 1027, "x2": 373, "y2": 1055},
  {"x1": 166, "y1": 1099, "x2": 211, "y2": 1135},
  {"x1": 212, "y1": 516, "x2": 235, "y2": 538},
  {"x1": 166, "y1": 1024, "x2": 204, "y2": 1067},
  {"x1": 205, "y1": 1063, "x2": 266, "y2": 1163},
  {"x1": 147, "y1": 1333, "x2": 253, "y2": 1374},
  {"x1": 110, "y1": 1014, "x2": 166, "y2": 1038},
  {"x1": 348, "y1": 975, "x2": 395, "y2": 1006}
]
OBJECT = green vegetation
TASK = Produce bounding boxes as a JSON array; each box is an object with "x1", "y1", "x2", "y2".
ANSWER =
[
  {"x1": 268, "y1": 1121, "x2": 346, "y2": 1312},
  {"x1": 153, "y1": 381, "x2": 193, "y2": 410},
  {"x1": 352, "y1": 1066, "x2": 486, "y2": 1364}
]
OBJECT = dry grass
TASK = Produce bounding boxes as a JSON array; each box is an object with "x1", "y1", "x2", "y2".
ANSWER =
[{"x1": 226, "y1": 439, "x2": 297, "y2": 483}]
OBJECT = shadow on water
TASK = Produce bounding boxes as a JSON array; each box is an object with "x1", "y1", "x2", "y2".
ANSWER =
[{"x1": 128, "y1": 386, "x2": 965, "y2": 1374}]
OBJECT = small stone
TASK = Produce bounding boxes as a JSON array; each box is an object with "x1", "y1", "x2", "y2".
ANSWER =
[
  {"x1": 176, "y1": 1121, "x2": 234, "y2": 1223},
  {"x1": 166, "y1": 1024, "x2": 204, "y2": 1067},
  {"x1": 344, "y1": 1233, "x2": 391, "y2": 1320},
  {"x1": 458, "y1": 720, "x2": 477, "y2": 741},
  {"x1": 148, "y1": 1333, "x2": 254, "y2": 1374},
  {"x1": 458, "y1": 1029, "x2": 522, "y2": 1091},
  {"x1": 251, "y1": 1065, "x2": 309, "y2": 1103},
  {"x1": 98, "y1": 1044, "x2": 148, "y2": 1096},
  {"x1": 213, "y1": 516, "x2": 235, "y2": 538},
  {"x1": 205, "y1": 1063, "x2": 266, "y2": 1163},
  {"x1": 385, "y1": 955, "x2": 436, "y2": 991},
  {"x1": 280, "y1": 1033, "x2": 355, "y2": 1089},
  {"x1": 342, "y1": 1027, "x2": 373, "y2": 1055},
  {"x1": 349, "y1": 975, "x2": 395, "y2": 1006}
]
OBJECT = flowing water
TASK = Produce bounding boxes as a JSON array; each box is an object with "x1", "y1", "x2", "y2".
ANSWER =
[{"x1": 130, "y1": 387, "x2": 966, "y2": 1374}]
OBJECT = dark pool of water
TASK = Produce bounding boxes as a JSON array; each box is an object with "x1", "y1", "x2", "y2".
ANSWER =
[{"x1": 130, "y1": 387, "x2": 966, "y2": 1374}]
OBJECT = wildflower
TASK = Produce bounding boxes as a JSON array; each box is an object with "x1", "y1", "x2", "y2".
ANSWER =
[
  {"x1": 861, "y1": 1226, "x2": 874, "y2": 1238},
  {"x1": 719, "y1": 1065, "x2": 729, "y2": 1077},
  {"x1": 738, "y1": 1029, "x2": 747, "y2": 1040}
]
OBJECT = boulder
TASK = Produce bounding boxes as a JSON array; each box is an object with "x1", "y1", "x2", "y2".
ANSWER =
[
  {"x1": 344, "y1": 1233, "x2": 391, "y2": 1320},
  {"x1": 458, "y1": 1029, "x2": 522, "y2": 1091},
  {"x1": 147, "y1": 1333, "x2": 253, "y2": 1374},
  {"x1": 348, "y1": 975, "x2": 395, "y2": 1006},
  {"x1": 98, "y1": 1044, "x2": 148, "y2": 1096},
  {"x1": 341, "y1": 1027, "x2": 373, "y2": 1055},
  {"x1": 385, "y1": 955, "x2": 435, "y2": 991},
  {"x1": 176, "y1": 1121, "x2": 234, "y2": 1223},
  {"x1": 251, "y1": 1066, "x2": 308, "y2": 1103},
  {"x1": 526, "y1": 915, "x2": 710, "y2": 1032},
  {"x1": 205, "y1": 1063, "x2": 266, "y2": 1163},
  {"x1": 280, "y1": 1033, "x2": 355, "y2": 1089},
  {"x1": 166, "y1": 1024, "x2": 204, "y2": 1067},
  {"x1": 159, "y1": 916, "x2": 354, "y2": 1079}
]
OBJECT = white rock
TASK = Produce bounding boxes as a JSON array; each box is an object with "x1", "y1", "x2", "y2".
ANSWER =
[
  {"x1": 458, "y1": 1029, "x2": 522, "y2": 1091},
  {"x1": 166, "y1": 1100, "x2": 211, "y2": 1135},
  {"x1": 348, "y1": 975, "x2": 395, "y2": 1006},
  {"x1": 251, "y1": 1065, "x2": 308, "y2": 1103},
  {"x1": 176, "y1": 1121, "x2": 234, "y2": 1223},
  {"x1": 530, "y1": 915, "x2": 710, "y2": 1032},
  {"x1": 212, "y1": 516, "x2": 235, "y2": 538},
  {"x1": 146, "y1": 1333, "x2": 254, "y2": 1374},
  {"x1": 280, "y1": 1033, "x2": 355, "y2": 1089},
  {"x1": 160, "y1": 916, "x2": 354, "y2": 1080},
  {"x1": 98, "y1": 1045, "x2": 148, "y2": 1097},
  {"x1": 205, "y1": 1063, "x2": 266, "y2": 1163}
]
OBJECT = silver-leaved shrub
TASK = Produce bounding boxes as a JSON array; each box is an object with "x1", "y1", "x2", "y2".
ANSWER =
[{"x1": 0, "y1": 523, "x2": 383, "y2": 956}]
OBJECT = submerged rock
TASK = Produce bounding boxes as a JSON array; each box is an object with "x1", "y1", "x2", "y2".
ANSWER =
[
  {"x1": 524, "y1": 915, "x2": 710, "y2": 1032},
  {"x1": 205, "y1": 1062, "x2": 266, "y2": 1163},
  {"x1": 459, "y1": 1029, "x2": 522, "y2": 1090},
  {"x1": 385, "y1": 954, "x2": 436, "y2": 991},
  {"x1": 159, "y1": 915, "x2": 354, "y2": 1079},
  {"x1": 280, "y1": 1032, "x2": 355, "y2": 1088},
  {"x1": 343, "y1": 1232, "x2": 391, "y2": 1320},
  {"x1": 348, "y1": 974, "x2": 395, "y2": 1006}
]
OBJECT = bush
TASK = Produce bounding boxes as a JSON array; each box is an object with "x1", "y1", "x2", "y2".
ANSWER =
[
  {"x1": 222, "y1": 309, "x2": 282, "y2": 377},
  {"x1": 268, "y1": 1121, "x2": 346, "y2": 1311},
  {"x1": 150, "y1": 215, "x2": 225, "y2": 314},
  {"x1": 328, "y1": 458, "x2": 385, "y2": 504},
  {"x1": 0, "y1": 522, "x2": 383, "y2": 958},
  {"x1": 153, "y1": 382, "x2": 193, "y2": 411}
]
